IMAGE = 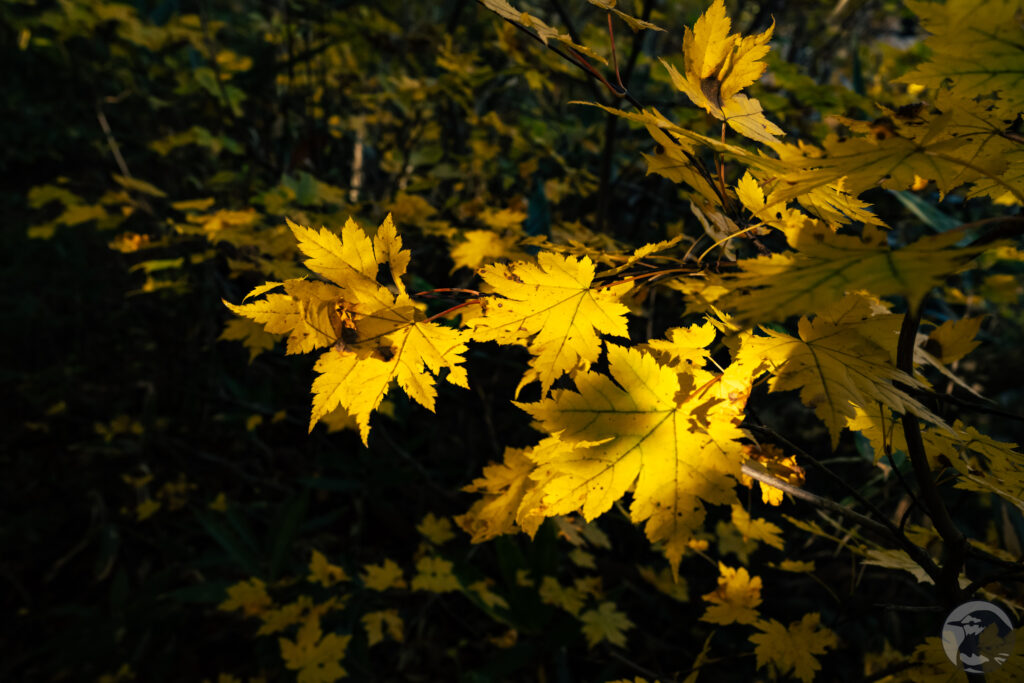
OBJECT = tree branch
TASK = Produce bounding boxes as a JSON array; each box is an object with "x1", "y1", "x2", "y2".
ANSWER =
[{"x1": 897, "y1": 305, "x2": 968, "y2": 608}]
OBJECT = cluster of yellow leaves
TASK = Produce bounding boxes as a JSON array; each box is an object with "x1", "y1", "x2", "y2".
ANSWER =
[{"x1": 225, "y1": 215, "x2": 469, "y2": 444}]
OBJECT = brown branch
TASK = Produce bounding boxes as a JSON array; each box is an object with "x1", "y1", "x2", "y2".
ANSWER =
[
  {"x1": 740, "y1": 462, "x2": 892, "y2": 537},
  {"x1": 95, "y1": 100, "x2": 132, "y2": 179},
  {"x1": 897, "y1": 306, "x2": 967, "y2": 608}
]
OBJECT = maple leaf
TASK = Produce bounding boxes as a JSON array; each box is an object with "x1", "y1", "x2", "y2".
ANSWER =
[
  {"x1": 900, "y1": 0, "x2": 1024, "y2": 110},
  {"x1": 750, "y1": 613, "x2": 838, "y2": 683},
  {"x1": 468, "y1": 252, "x2": 632, "y2": 394},
  {"x1": 449, "y1": 228, "x2": 525, "y2": 272},
  {"x1": 219, "y1": 577, "x2": 272, "y2": 616},
  {"x1": 468, "y1": 579, "x2": 509, "y2": 609},
  {"x1": 224, "y1": 215, "x2": 470, "y2": 443},
  {"x1": 768, "y1": 101, "x2": 1012, "y2": 206},
  {"x1": 219, "y1": 317, "x2": 278, "y2": 361},
  {"x1": 926, "y1": 316, "x2": 984, "y2": 364},
  {"x1": 717, "y1": 220, "x2": 988, "y2": 325},
  {"x1": 516, "y1": 344, "x2": 752, "y2": 571},
  {"x1": 278, "y1": 616, "x2": 350, "y2": 683},
  {"x1": 637, "y1": 565, "x2": 689, "y2": 602},
  {"x1": 416, "y1": 513, "x2": 455, "y2": 546},
  {"x1": 643, "y1": 319, "x2": 717, "y2": 368},
  {"x1": 287, "y1": 215, "x2": 407, "y2": 304},
  {"x1": 862, "y1": 549, "x2": 939, "y2": 585},
  {"x1": 730, "y1": 504, "x2": 784, "y2": 550},
  {"x1": 735, "y1": 297, "x2": 943, "y2": 449},
  {"x1": 479, "y1": 0, "x2": 607, "y2": 64},
  {"x1": 661, "y1": 0, "x2": 779, "y2": 143},
  {"x1": 539, "y1": 576, "x2": 586, "y2": 616},
  {"x1": 360, "y1": 559, "x2": 406, "y2": 591},
  {"x1": 456, "y1": 446, "x2": 541, "y2": 542},
  {"x1": 579, "y1": 601, "x2": 633, "y2": 648},
  {"x1": 700, "y1": 562, "x2": 763, "y2": 625},
  {"x1": 410, "y1": 556, "x2": 460, "y2": 593},
  {"x1": 307, "y1": 550, "x2": 349, "y2": 587},
  {"x1": 361, "y1": 609, "x2": 403, "y2": 647},
  {"x1": 223, "y1": 281, "x2": 339, "y2": 356}
]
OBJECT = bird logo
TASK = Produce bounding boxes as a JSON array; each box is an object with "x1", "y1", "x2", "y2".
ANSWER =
[{"x1": 941, "y1": 601, "x2": 1015, "y2": 673}]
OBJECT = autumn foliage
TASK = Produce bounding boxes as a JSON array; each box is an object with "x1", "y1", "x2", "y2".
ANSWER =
[{"x1": 8, "y1": 0, "x2": 1024, "y2": 681}]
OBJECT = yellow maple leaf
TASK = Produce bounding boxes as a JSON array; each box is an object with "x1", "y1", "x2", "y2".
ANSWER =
[
  {"x1": 258, "y1": 598, "x2": 309, "y2": 636},
  {"x1": 410, "y1": 556, "x2": 460, "y2": 593},
  {"x1": 361, "y1": 609, "x2": 403, "y2": 647},
  {"x1": 456, "y1": 446, "x2": 540, "y2": 542},
  {"x1": 862, "y1": 548, "x2": 938, "y2": 584},
  {"x1": 307, "y1": 550, "x2": 349, "y2": 587},
  {"x1": 416, "y1": 513, "x2": 455, "y2": 546},
  {"x1": 736, "y1": 300, "x2": 942, "y2": 449},
  {"x1": 224, "y1": 282, "x2": 338, "y2": 356},
  {"x1": 469, "y1": 252, "x2": 632, "y2": 394},
  {"x1": 661, "y1": 0, "x2": 778, "y2": 142},
  {"x1": 579, "y1": 601, "x2": 633, "y2": 648},
  {"x1": 774, "y1": 559, "x2": 815, "y2": 573},
  {"x1": 278, "y1": 615, "x2": 350, "y2": 683},
  {"x1": 480, "y1": 0, "x2": 607, "y2": 64},
  {"x1": 468, "y1": 579, "x2": 509, "y2": 609},
  {"x1": 539, "y1": 576, "x2": 585, "y2": 616},
  {"x1": 643, "y1": 320, "x2": 716, "y2": 368},
  {"x1": 360, "y1": 559, "x2": 406, "y2": 591},
  {"x1": 219, "y1": 578, "x2": 272, "y2": 616},
  {"x1": 769, "y1": 100, "x2": 1013, "y2": 205},
  {"x1": 449, "y1": 229, "x2": 524, "y2": 272},
  {"x1": 750, "y1": 613, "x2": 838, "y2": 683},
  {"x1": 516, "y1": 344, "x2": 751, "y2": 572},
  {"x1": 637, "y1": 565, "x2": 689, "y2": 602},
  {"x1": 899, "y1": 0, "x2": 1024, "y2": 110},
  {"x1": 719, "y1": 220, "x2": 987, "y2": 326},
  {"x1": 730, "y1": 504, "x2": 784, "y2": 550},
  {"x1": 700, "y1": 563, "x2": 762, "y2": 625},
  {"x1": 926, "y1": 316, "x2": 984, "y2": 364}
]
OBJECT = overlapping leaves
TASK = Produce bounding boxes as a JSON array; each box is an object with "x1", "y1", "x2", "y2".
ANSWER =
[{"x1": 226, "y1": 215, "x2": 469, "y2": 444}]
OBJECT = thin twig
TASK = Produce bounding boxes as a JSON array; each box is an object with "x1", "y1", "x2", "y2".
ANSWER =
[
  {"x1": 740, "y1": 462, "x2": 891, "y2": 537},
  {"x1": 95, "y1": 100, "x2": 132, "y2": 179}
]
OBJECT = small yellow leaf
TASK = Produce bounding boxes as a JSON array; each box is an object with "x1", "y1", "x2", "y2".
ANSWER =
[
  {"x1": 539, "y1": 576, "x2": 585, "y2": 616},
  {"x1": 278, "y1": 615, "x2": 350, "y2": 683},
  {"x1": 580, "y1": 601, "x2": 633, "y2": 648},
  {"x1": 468, "y1": 579, "x2": 509, "y2": 609},
  {"x1": 927, "y1": 316, "x2": 984, "y2": 364},
  {"x1": 112, "y1": 174, "x2": 167, "y2": 198},
  {"x1": 219, "y1": 578, "x2": 272, "y2": 616},
  {"x1": 308, "y1": 550, "x2": 349, "y2": 587},
  {"x1": 411, "y1": 556, "x2": 460, "y2": 593},
  {"x1": 750, "y1": 613, "x2": 837, "y2": 683},
  {"x1": 700, "y1": 563, "x2": 762, "y2": 625},
  {"x1": 416, "y1": 513, "x2": 456, "y2": 546},
  {"x1": 730, "y1": 504, "x2": 785, "y2": 550},
  {"x1": 360, "y1": 559, "x2": 406, "y2": 591},
  {"x1": 637, "y1": 565, "x2": 689, "y2": 602},
  {"x1": 362, "y1": 609, "x2": 404, "y2": 647}
]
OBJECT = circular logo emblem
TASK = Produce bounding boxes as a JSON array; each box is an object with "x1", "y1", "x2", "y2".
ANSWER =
[{"x1": 942, "y1": 600, "x2": 1015, "y2": 673}]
